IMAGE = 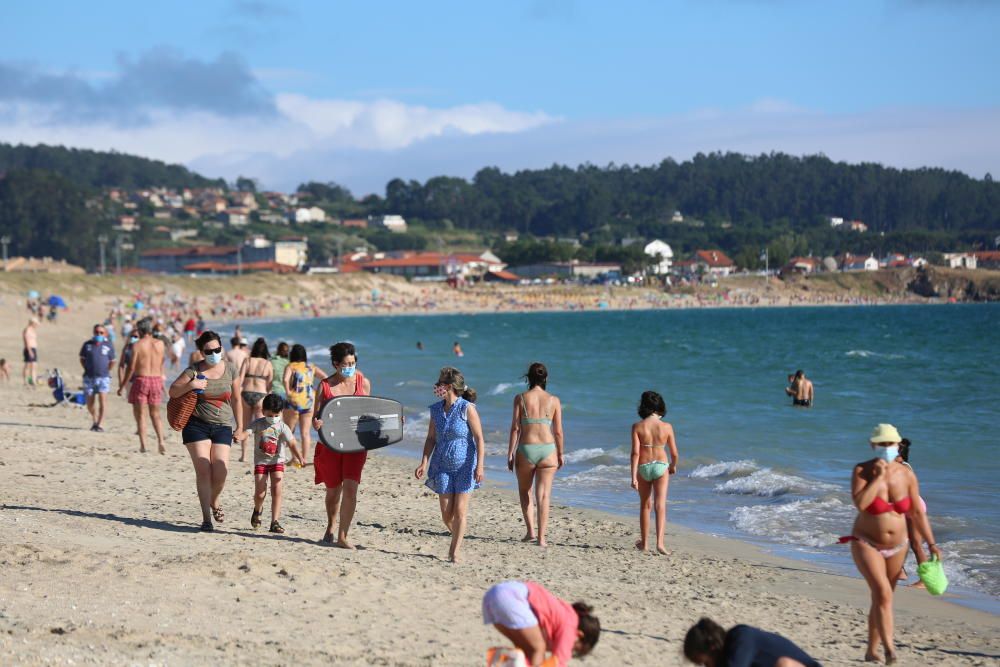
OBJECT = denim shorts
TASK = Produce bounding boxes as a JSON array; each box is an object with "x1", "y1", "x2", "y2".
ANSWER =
[{"x1": 182, "y1": 416, "x2": 233, "y2": 446}]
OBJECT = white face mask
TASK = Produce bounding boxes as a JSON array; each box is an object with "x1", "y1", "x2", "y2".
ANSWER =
[
  {"x1": 265, "y1": 415, "x2": 281, "y2": 425},
  {"x1": 873, "y1": 445, "x2": 899, "y2": 462}
]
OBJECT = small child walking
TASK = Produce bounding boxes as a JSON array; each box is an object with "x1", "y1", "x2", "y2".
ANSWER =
[
  {"x1": 629, "y1": 391, "x2": 679, "y2": 555},
  {"x1": 249, "y1": 393, "x2": 303, "y2": 533}
]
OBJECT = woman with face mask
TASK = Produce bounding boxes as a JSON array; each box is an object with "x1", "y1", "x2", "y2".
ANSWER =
[
  {"x1": 311, "y1": 342, "x2": 371, "y2": 549},
  {"x1": 168, "y1": 330, "x2": 247, "y2": 532},
  {"x1": 415, "y1": 366, "x2": 486, "y2": 563},
  {"x1": 840, "y1": 424, "x2": 941, "y2": 664}
]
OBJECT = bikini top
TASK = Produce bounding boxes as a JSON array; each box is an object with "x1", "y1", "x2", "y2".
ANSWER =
[
  {"x1": 519, "y1": 394, "x2": 552, "y2": 426},
  {"x1": 244, "y1": 359, "x2": 270, "y2": 380},
  {"x1": 865, "y1": 496, "x2": 912, "y2": 515}
]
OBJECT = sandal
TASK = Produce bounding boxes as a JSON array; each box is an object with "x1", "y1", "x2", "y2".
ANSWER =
[
  {"x1": 199, "y1": 521, "x2": 214, "y2": 532},
  {"x1": 269, "y1": 520, "x2": 284, "y2": 534},
  {"x1": 250, "y1": 509, "x2": 261, "y2": 530},
  {"x1": 212, "y1": 507, "x2": 225, "y2": 523}
]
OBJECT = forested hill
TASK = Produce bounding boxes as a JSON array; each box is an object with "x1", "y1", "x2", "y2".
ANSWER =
[
  {"x1": 0, "y1": 143, "x2": 224, "y2": 190},
  {"x1": 378, "y1": 153, "x2": 1000, "y2": 237}
]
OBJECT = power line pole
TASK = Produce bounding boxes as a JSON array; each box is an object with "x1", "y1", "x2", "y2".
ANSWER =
[
  {"x1": 114, "y1": 235, "x2": 122, "y2": 275},
  {"x1": 237, "y1": 244, "x2": 243, "y2": 276},
  {"x1": 98, "y1": 234, "x2": 108, "y2": 275},
  {"x1": 0, "y1": 235, "x2": 10, "y2": 269}
]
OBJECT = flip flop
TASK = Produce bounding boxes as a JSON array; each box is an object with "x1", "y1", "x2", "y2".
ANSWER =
[
  {"x1": 212, "y1": 507, "x2": 225, "y2": 523},
  {"x1": 250, "y1": 509, "x2": 261, "y2": 530}
]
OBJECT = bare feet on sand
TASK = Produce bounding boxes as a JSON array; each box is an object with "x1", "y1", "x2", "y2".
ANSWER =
[
  {"x1": 656, "y1": 546, "x2": 672, "y2": 555},
  {"x1": 635, "y1": 539, "x2": 647, "y2": 552},
  {"x1": 521, "y1": 533, "x2": 535, "y2": 543}
]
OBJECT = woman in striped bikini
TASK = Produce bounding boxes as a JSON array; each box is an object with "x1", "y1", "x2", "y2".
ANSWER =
[{"x1": 507, "y1": 362, "x2": 563, "y2": 548}]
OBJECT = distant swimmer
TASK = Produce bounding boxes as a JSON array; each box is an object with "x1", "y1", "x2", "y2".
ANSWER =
[
  {"x1": 453, "y1": 341, "x2": 464, "y2": 357},
  {"x1": 789, "y1": 370, "x2": 813, "y2": 407},
  {"x1": 416, "y1": 341, "x2": 424, "y2": 351}
]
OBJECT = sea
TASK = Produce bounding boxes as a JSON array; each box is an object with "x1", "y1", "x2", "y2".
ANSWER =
[{"x1": 233, "y1": 303, "x2": 999, "y2": 612}]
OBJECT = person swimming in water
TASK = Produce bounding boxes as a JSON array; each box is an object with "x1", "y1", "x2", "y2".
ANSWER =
[
  {"x1": 790, "y1": 370, "x2": 813, "y2": 407},
  {"x1": 629, "y1": 391, "x2": 678, "y2": 555}
]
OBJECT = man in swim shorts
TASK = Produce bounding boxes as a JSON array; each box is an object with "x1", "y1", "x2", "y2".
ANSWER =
[
  {"x1": 22, "y1": 317, "x2": 39, "y2": 386},
  {"x1": 118, "y1": 317, "x2": 167, "y2": 454},
  {"x1": 791, "y1": 370, "x2": 814, "y2": 407}
]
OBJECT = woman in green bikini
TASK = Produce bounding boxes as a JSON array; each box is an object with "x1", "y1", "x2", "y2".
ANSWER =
[
  {"x1": 630, "y1": 391, "x2": 678, "y2": 554},
  {"x1": 507, "y1": 362, "x2": 563, "y2": 547}
]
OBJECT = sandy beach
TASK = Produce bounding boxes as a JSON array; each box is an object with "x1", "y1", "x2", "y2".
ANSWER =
[{"x1": 1, "y1": 287, "x2": 998, "y2": 666}]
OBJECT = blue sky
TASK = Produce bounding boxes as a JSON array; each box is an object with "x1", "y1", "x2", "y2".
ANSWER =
[{"x1": 1, "y1": 0, "x2": 998, "y2": 192}]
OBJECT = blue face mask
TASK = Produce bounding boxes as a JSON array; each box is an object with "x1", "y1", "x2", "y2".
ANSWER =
[
  {"x1": 129, "y1": 336, "x2": 139, "y2": 344},
  {"x1": 874, "y1": 445, "x2": 899, "y2": 462},
  {"x1": 204, "y1": 351, "x2": 223, "y2": 365},
  {"x1": 340, "y1": 366, "x2": 356, "y2": 378},
  {"x1": 94, "y1": 335, "x2": 106, "y2": 343}
]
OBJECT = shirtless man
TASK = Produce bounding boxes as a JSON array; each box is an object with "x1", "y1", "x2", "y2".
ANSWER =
[
  {"x1": 791, "y1": 370, "x2": 814, "y2": 407},
  {"x1": 226, "y1": 336, "x2": 248, "y2": 370},
  {"x1": 118, "y1": 317, "x2": 167, "y2": 453},
  {"x1": 22, "y1": 317, "x2": 39, "y2": 386}
]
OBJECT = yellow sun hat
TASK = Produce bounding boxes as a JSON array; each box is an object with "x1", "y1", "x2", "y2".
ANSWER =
[{"x1": 870, "y1": 423, "x2": 901, "y2": 444}]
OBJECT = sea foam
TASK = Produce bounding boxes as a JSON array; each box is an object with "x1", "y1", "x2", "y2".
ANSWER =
[{"x1": 690, "y1": 460, "x2": 758, "y2": 479}]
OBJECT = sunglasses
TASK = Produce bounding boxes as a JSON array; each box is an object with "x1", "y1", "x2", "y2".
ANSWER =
[{"x1": 203, "y1": 347, "x2": 222, "y2": 354}]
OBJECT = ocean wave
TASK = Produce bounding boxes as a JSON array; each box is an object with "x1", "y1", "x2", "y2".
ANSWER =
[
  {"x1": 845, "y1": 349, "x2": 904, "y2": 359},
  {"x1": 489, "y1": 382, "x2": 517, "y2": 396},
  {"x1": 402, "y1": 411, "x2": 430, "y2": 441},
  {"x1": 714, "y1": 469, "x2": 837, "y2": 497},
  {"x1": 729, "y1": 497, "x2": 854, "y2": 547},
  {"x1": 927, "y1": 539, "x2": 1000, "y2": 598},
  {"x1": 563, "y1": 448, "x2": 607, "y2": 464},
  {"x1": 556, "y1": 464, "x2": 630, "y2": 489},
  {"x1": 456, "y1": 330, "x2": 470, "y2": 338},
  {"x1": 690, "y1": 460, "x2": 758, "y2": 479}
]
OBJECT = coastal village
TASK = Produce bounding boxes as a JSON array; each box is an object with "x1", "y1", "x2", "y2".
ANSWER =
[{"x1": 3, "y1": 183, "x2": 998, "y2": 283}]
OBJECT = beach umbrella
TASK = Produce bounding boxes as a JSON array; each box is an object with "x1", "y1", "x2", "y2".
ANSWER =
[{"x1": 47, "y1": 295, "x2": 68, "y2": 308}]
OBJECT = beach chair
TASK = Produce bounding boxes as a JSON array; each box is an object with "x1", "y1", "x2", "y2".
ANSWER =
[{"x1": 47, "y1": 369, "x2": 85, "y2": 408}]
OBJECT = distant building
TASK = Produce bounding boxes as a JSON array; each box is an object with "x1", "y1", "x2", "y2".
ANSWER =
[
  {"x1": 503, "y1": 231, "x2": 520, "y2": 243},
  {"x1": 973, "y1": 251, "x2": 1000, "y2": 269},
  {"x1": 671, "y1": 210, "x2": 684, "y2": 223},
  {"x1": 369, "y1": 214, "x2": 408, "y2": 233},
  {"x1": 115, "y1": 215, "x2": 138, "y2": 232},
  {"x1": 847, "y1": 220, "x2": 868, "y2": 233},
  {"x1": 943, "y1": 252, "x2": 977, "y2": 269},
  {"x1": 220, "y1": 210, "x2": 248, "y2": 226},
  {"x1": 342, "y1": 218, "x2": 368, "y2": 229},
  {"x1": 840, "y1": 253, "x2": 879, "y2": 271},
  {"x1": 693, "y1": 250, "x2": 736, "y2": 276},
  {"x1": 829, "y1": 216, "x2": 844, "y2": 228},
  {"x1": 643, "y1": 240, "x2": 674, "y2": 274},
  {"x1": 139, "y1": 246, "x2": 239, "y2": 274},
  {"x1": 782, "y1": 256, "x2": 821, "y2": 275},
  {"x1": 514, "y1": 261, "x2": 621, "y2": 280},
  {"x1": 169, "y1": 228, "x2": 199, "y2": 242},
  {"x1": 357, "y1": 250, "x2": 504, "y2": 280},
  {"x1": 293, "y1": 206, "x2": 327, "y2": 224}
]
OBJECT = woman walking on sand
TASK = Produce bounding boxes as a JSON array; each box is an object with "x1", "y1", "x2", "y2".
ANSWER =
[
  {"x1": 629, "y1": 391, "x2": 678, "y2": 554},
  {"x1": 238, "y1": 337, "x2": 273, "y2": 461},
  {"x1": 840, "y1": 424, "x2": 941, "y2": 664},
  {"x1": 415, "y1": 366, "x2": 485, "y2": 563},
  {"x1": 507, "y1": 362, "x2": 563, "y2": 547},
  {"x1": 167, "y1": 331, "x2": 246, "y2": 532},
  {"x1": 312, "y1": 342, "x2": 371, "y2": 549},
  {"x1": 283, "y1": 344, "x2": 327, "y2": 463}
]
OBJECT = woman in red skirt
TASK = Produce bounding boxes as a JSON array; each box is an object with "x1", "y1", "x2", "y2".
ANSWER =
[{"x1": 312, "y1": 341, "x2": 370, "y2": 549}]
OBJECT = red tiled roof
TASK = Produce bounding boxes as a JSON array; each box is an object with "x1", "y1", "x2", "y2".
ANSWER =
[
  {"x1": 974, "y1": 251, "x2": 1000, "y2": 262},
  {"x1": 788, "y1": 256, "x2": 819, "y2": 266},
  {"x1": 359, "y1": 252, "x2": 488, "y2": 269},
  {"x1": 141, "y1": 245, "x2": 238, "y2": 258},
  {"x1": 487, "y1": 270, "x2": 521, "y2": 282},
  {"x1": 694, "y1": 250, "x2": 735, "y2": 267},
  {"x1": 183, "y1": 261, "x2": 297, "y2": 273}
]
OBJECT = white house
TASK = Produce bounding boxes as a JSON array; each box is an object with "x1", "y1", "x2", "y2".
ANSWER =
[
  {"x1": 943, "y1": 253, "x2": 977, "y2": 269},
  {"x1": 841, "y1": 254, "x2": 879, "y2": 271},
  {"x1": 293, "y1": 206, "x2": 327, "y2": 224},
  {"x1": 643, "y1": 240, "x2": 674, "y2": 274},
  {"x1": 829, "y1": 216, "x2": 844, "y2": 228},
  {"x1": 370, "y1": 214, "x2": 408, "y2": 233}
]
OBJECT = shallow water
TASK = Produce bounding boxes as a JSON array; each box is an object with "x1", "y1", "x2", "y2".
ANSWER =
[{"x1": 241, "y1": 303, "x2": 1000, "y2": 610}]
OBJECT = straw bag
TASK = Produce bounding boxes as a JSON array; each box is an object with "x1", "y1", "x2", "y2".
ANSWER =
[{"x1": 167, "y1": 390, "x2": 198, "y2": 431}]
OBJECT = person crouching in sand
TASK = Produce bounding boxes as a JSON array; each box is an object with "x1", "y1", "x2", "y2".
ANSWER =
[
  {"x1": 249, "y1": 393, "x2": 302, "y2": 534},
  {"x1": 629, "y1": 391, "x2": 678, "y2": 554},
  {"x1": 840, "y1": 423, "x2": 941, "y2": 664},
  {"x1": 482, "y1": 580, "x2": 600, "y2": 666},
  {"x1": 683, "y1": 617, "x2": 820, "y2": 667},
  {"x1": 414, "y1": 366, "x2": 485, "y2": 563}
]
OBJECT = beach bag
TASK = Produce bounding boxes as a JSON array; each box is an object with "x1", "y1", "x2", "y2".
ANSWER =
[
  {"x1": 167, "y1": 390, "x2": 198, "y2": 431},
  {"x1": 917, "y1": 556, "x2": 948, "y2": 595},
  {"x1": 485, "y1": 647, "x2": 527, "y2": 667}
]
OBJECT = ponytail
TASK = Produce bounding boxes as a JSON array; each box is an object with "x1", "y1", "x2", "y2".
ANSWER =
[
  {"x1": 462, "y1": 387, "x2": 477, "y2": 403},
  {"x1": 572, "y1": 602, "x2": 600, "y2": 656}
]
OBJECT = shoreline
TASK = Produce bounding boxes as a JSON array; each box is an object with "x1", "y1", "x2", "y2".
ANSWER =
[{"x1": 2, "y1": 281, "x2": 998, "y2": 665}]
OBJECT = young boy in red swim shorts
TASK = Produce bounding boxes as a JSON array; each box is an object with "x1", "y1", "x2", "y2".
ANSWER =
[{"x1": 248, "y1": 393, "x2": 302, "y2": 533}]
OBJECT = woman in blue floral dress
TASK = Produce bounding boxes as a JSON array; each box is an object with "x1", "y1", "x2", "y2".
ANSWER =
[{"x1": 415, "y1": 366, "x2": 486, "y2": 563}]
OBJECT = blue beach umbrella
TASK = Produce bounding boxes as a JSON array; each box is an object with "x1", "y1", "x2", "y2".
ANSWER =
[{"x1": 48, "y1": 295, "x2": 68, "y2": 308}]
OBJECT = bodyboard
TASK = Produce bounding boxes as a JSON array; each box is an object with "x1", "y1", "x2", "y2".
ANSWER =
[{"x1": 316, "y1": 395, "x2": 404, "y2": 453}]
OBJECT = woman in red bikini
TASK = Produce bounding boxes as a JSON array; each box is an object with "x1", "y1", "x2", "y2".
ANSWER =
[
  {"x1": 311, "y1": 341, "x2": 370, "y2": 549},
  {"x1": 844, "y1": 423, "x2": 941, "y2": 664}
]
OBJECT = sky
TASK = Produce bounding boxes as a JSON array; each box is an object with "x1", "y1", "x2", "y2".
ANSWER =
[{"x1": 1, "y1": 0, "x2": 998, "y2": 194}]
